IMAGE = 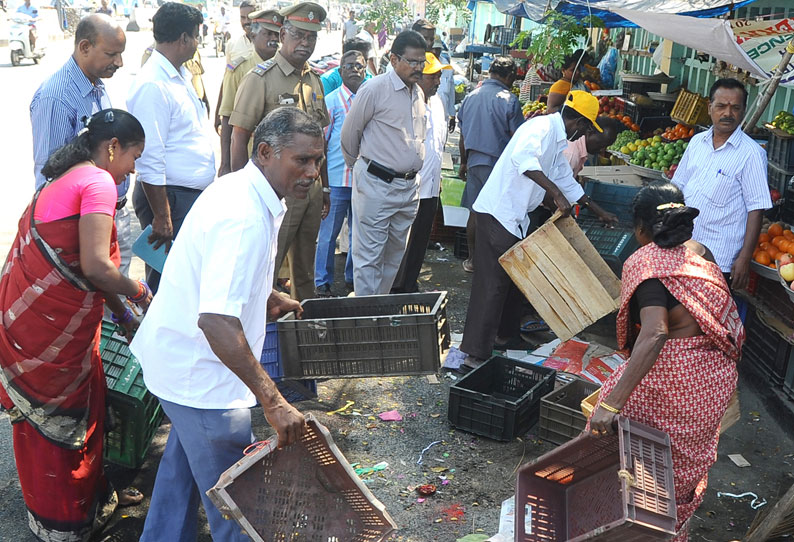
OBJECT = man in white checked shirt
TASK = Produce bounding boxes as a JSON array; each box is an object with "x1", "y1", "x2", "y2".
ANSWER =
[{"x1": 672, "y1": 78, "x2": 771, "y2": 291}]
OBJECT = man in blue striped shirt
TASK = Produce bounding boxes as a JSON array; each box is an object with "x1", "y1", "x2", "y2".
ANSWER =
[
  {"x1": 672, "y1": 78, "x2": 771, "y2": 290},
  {"x1": 29, "y1": 14, "x2": 131, "y2": 270}
]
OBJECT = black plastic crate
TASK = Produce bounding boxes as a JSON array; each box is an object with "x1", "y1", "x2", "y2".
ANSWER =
[
  {"x1": 454, "y1": 230, "x2": 468, "y2": 260},
  {"x1": 754, "y1": 278, "x2": 794, "y2": 330},
  {"x1": 742, "y1": 308, "x2": 793, "y2": 387},
  {"x1": 769, "y1": 162, "x2": 794, "y2": 193},
  {"x1": 622, "y1": 80, "x2": 662, "y2": 96},
  {"x1": 782, "y1": 186, "x2": 794, "y2": 224},
  {"x1": 579, "y1": 220, "x2": 639, "y2": 279},
  {"x1": 768, "y1": 133, "x2": 794, "y2": 172},
  {"x1": 447, "y1": 356, "x2": 556, "y2": 441},
  {"x1": 580, "y1": 180, "x2": 641, "y2": 224},
  {"x1": 539, "y1": 379, "x2": 600, "y2": 445},
  {"x1": 623, "y1": 100, "x2": 665, "y2": 125}
]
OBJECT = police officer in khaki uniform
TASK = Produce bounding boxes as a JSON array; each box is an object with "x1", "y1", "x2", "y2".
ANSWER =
[
  {"x1": 216, "y1": 8, "x2": 282, "y2": 176},
  {"x1": 230, "y1": 1, "x2": 331, "y2": 302}
]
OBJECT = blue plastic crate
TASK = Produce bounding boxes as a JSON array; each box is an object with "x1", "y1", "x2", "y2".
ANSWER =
[
  {"x1": 260, "y1": 322, "x2": 316, "y2": 403},
  {"x1": 580, "y1": 181, "x2": 641, "y2": 226},
  {"x1": 579, "y1": 219, "x2": 639, "y2": 279}
]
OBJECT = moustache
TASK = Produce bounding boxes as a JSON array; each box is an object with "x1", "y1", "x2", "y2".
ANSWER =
[
  {"x1": 295, "y1": 178, "x2": 315, "y2": 187},
  {"x1": 720, "y1": 117, "x2": 735, "y2": 123}
]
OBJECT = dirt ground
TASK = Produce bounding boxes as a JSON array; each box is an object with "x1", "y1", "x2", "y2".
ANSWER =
[{"x1": 96, "y1": 247, "x2": 794, "y2": 542}]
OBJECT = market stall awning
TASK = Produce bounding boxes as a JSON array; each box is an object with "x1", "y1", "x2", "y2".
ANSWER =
[{"x1": 475, "y1": 0, "x2": 759, "y2": 28}]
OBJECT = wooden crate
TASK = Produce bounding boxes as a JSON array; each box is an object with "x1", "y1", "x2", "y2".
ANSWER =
[{"x1": 499, "y1": 214, "x2": 621, "y2": 342}]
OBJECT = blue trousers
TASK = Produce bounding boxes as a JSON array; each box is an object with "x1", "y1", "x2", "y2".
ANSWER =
[
  {"x1": 140, "y1": 399, "x2": 253, "y2": 542},
  {"x1": 314, "y1": 186, "x2": 353, "y2": 287}
]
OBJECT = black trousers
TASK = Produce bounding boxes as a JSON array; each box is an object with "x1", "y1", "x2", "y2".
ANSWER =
[
  {"x1": 460, "y1": 211, "x2": 523, "y2": 360},
  {"x1": 392, "y1": 197, "x2": 438, "y2": 294},
  {"x1": 132, "y1": 181, "x2": 202, "y2": 294}
]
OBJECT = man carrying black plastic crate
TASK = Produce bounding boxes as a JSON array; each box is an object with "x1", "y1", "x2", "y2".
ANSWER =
[
  {"x1": 130, "y1": 108, "x2": 320, "y2": 541},
  {"x1": 460, "y1": 91, "x2": 617, "y2": 370}
]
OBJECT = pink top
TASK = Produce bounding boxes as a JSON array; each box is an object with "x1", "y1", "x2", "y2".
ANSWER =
[
  {"x1": 563, "y1": 135, "x2": 589, "y2": 176},
  {"x1": 34, "y1": 165, "x2": 117, "y2": 223}
]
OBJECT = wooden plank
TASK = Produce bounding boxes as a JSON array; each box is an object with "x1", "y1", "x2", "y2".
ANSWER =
[
  {"x1": 555, "y1": 217, "x2": 622, "y2": 301},
  {"x1": 743, "y1": 482, "x2": 794, "y2": 542},
  {"x1": 500, "y1": 242, "x2": 573, "y2": 338}
]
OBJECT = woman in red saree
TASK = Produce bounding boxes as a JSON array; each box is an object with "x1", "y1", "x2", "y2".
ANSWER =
[
  {"x1": 0, "y1": 109, "x2": 152, "y2": 541},
  {"x1": 589, "y1": 181, "x2": 744, "y2": 542}
]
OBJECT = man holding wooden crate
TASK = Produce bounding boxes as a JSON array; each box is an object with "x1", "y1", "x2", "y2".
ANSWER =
[
  {"x1": 460, "y1": 91, "x2": 617, "y2": 368},
  {"x1": 130, "y1": 108, "x2": 319, "y2": 541}
]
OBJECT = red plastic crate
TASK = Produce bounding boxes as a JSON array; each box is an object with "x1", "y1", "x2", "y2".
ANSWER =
[{"x1": 516, "y1": 416, "x2": 676, "y2": 541}]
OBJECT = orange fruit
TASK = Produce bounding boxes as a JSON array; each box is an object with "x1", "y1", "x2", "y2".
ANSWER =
[
  {"x1": 755, "y1": 252, "x2": 771, "y2": 265},
  {"x1": 759, "y1": 233, "x2": 771, "y2": 243},
  {"x1": 769, "y1": 262, "x2": 777, "y2": 268},
  {"x1": 769, "y1": 223, "x2": 784, "y2": 237},
  {"x1": 760, "y1": 242, "x2": 771, "y2": 251},
  {"x1": 772, "y1": 236, "x2": 787, "y2": 248},
  {"x1": 767, "y1": 247, "x2": 781, "y2": 259},
  {"x1": 784, "y1": 230, "x2": 794, "y2": 240}
]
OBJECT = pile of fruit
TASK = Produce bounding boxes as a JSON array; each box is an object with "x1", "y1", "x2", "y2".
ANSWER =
[
  {"x1": 522, "y1": 100, "x2": 547, "y2": 119},
  {"x1": 753, "y1": 222, "x2": 794, "y2": 270},
  {"x1": 598, "y1": 96, "x2": 623, "y2": 116},
  {"x1": 608, "y1": 129, "x2": 640, "y2": 153},
  {"x1": 624, "y1": 136, "x2": 687, "y2": 175},
  {"x1": 661, "y1": 123, "x2": 696, "y2": 141},
  {"x1": 583, "y1": 80, "x2": 601, "y2": 91},
  {"x1": 771, "y1": 111, "x2": 794, "y2": 135}
]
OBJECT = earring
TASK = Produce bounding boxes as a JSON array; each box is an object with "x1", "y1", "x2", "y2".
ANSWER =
[{"x1": 108, "y1": 145, "x2": 114, "y2": 163}]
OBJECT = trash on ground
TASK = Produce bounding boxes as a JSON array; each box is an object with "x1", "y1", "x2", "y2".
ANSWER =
[
  {"x1": 417, "y1": 484, "x2": 436, "y2": 496},
  {"x1": 417, "y1": 440, "x2": 442, "y2": 464},
  {"x1": 443, "y1": 346, "x2": 466, "y2": 369},
  {"x1": 728, "y1": 454, "x2": 751, "y2": 468},
  {"x1": 378, "y1": 410, "x2": 403, "y2": 422},
  {"x1": 716, "y1": 491, "x2": 767, "y2": 509},
  {"x1": 326, "y1": 400, "x2": 355, "y2": 415}
]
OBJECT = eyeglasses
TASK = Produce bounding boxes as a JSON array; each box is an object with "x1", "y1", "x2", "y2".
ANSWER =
[
  {"x1": 395, "y1": 54, "x2": 426, "y2": 69},
  {"x1": 285, "y1": 27, "x2": 317, "y2": 44},
  {"x1": 341, "y1": 62, "x2": 366, "y2": 71}
]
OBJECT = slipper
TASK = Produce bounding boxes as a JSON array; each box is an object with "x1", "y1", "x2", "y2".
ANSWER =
[
  {"x1": 462, "y1": 259, "x2": 474, "y2": 273},
  {"x1": 520, "y1": 320, "x2": 550, "y2": 333},
  {"x1": 118, "y1": 487, "x2": 144, "y2": 507},
  {"x1": 462, "y1": 355, "x2": 486, "y2": 371}
]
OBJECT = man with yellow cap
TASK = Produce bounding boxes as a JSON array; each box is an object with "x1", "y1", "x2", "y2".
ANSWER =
[
  {"x1": 229, "y1": 1, "x2": 330, "y2": 302},
  {"x1": 392, "y1": 52, "x2": 452, "y2": 293},
  {"x1": 459, "y1": 90, "x2": 617, "y2": 369},
  {"x1": 217, "y1": 8, "x2": 282, "y2": 176}
]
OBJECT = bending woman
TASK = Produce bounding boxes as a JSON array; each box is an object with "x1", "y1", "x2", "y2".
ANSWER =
[
  {"x1": 0, "y1": 109, "x2": 152, "y2": 542},
  {"x1": 589, "y1": 181, "x2": 744, "y2": 542}
]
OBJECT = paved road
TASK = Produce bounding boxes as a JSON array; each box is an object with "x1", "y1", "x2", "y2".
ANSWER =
[{"x1": 0, "y1": 18, "x2": 343, "y2": 541}]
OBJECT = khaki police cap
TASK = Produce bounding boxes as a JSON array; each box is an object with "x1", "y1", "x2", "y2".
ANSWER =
[
  {"x1": 280, "y1": 1, "x2": 326, "y2": 32},
  {"x1": 249, "y1": 8, "x2": 283, "y2": 32}
]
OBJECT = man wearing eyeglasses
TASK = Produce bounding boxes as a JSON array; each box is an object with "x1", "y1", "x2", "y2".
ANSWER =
[
  {"x1": 340, "y1": 30, "x2": 428, "y2": 296},
  {"x1": 230, "y1": 1, "x2": 330, "y2": 301}
]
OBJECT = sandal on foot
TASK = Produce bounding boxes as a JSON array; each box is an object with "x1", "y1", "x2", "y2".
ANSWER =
[
  {"x1": 462, "y1": 259, "x2": 474, "y2": 273},
  {"x1": 520, "y1": 320, "x2": 550, "y2": 333},
  {"x1": 118, "y1": 487, "x2": 143, "y2": 507}
]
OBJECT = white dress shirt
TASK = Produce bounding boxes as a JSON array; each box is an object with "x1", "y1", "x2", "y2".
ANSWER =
[
  {"x1": 473, "y1": 113, "x2": 585, "y2": 238},
  {"x1": 417, "y1": 95, "x2": 448, "y2": 199},
  {"x1": 673, "y1": 126, "x2": 771, "y2": 272},
  {"x1": 130, "y1": 161, "x2": 286, "y2": 409},
  {"x1": 127, "y1": 49, "x2": 216, "y2": 190}
]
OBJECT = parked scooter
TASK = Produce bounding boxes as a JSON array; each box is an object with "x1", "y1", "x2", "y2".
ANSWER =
[{"x1": 9, "y1": 12, "x2": 44, "y2": 66}]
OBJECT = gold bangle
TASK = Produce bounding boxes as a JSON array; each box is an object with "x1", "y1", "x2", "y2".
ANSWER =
[{"x1": 600, "y1": 402, "x2": 621, "y2": 414}]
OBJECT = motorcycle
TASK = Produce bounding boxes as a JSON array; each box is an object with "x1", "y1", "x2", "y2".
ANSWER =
[
  {"x1": 9, "y1": 12, "x2": 44, "y2": 66},
  {"x1": 212, "y1": 21, "x2": 227, "y2": 58}
]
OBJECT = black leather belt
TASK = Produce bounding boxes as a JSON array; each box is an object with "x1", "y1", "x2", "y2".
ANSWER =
[
  {"x1": 115, "y1": 197, "x2": 127, "y2": 210},
  {"x1": 366, "y1": 159, "x2": 417, "y2": 183}
]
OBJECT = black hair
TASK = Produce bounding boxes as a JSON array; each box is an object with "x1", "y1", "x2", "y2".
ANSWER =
[
  {"x1": 341, "y1": 50, "x2": 365, "y2": 64},
  {"x1": 153, "y1": 2, "x2": 203, "y2": 44},
  {"x1": 489, "y1": 56, "x2": 516, "y2": 79},
  {"x1": 343, "y1": 37, "x2": 371, "y2": 56},
  {"x1": 709, "y1": 78, "x2": 748, "y2": 108},
  {"x1": 562, "y1": 49, "x2": 586, "y2": 70},
  {"x1": 632, "y1": 181, "x2": 700, "y2": 248},
  {"x1": 239, "y1": 0, "x2": 257, "y2": 9},
  {"x1": 391, "y1": 30, "x2": 427, "y2": 57},
  {"x1": 412, "y1": 19, "x2": 435, "y2": 32},
  {"x1": 41, "y1": 109, "x2": 145, "y2": 181},
  {"x1": 253, "y1": 107, "x2": 322, "y2": 157}
]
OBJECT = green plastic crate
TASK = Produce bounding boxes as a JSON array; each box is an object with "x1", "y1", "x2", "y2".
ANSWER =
[{"x1": 100, "y1": 321, "x2": 163, "y2": 469}]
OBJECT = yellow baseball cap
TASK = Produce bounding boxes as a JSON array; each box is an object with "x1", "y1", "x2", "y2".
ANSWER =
[
  {"x1": 566, "y1": 90, "x2": 603, "y2": 132},
  {"x1": 423, "y1": 52, "x2": 452, "y2": 74}
]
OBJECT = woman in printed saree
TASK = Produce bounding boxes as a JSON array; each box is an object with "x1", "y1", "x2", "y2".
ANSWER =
[
  {"x1": 589, "y1": 181, "x2": 744, "y2": 542},
  {"x1": 0, "y1": 109, "x2": 152, "y2": 542}
]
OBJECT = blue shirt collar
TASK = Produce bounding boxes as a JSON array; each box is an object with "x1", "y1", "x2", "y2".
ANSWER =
[{"x1": 67, "y1": 56, "x2": 106, "y2": 99}]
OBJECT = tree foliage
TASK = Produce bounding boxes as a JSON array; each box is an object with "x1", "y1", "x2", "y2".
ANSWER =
[
  {"x1": 360, "y1": 0, "x2": 411, "y2": 32},
  {"x1": 426, "y1": 0, "x2": 471, "y2": 26},
  {"x1": 516, "y1": 11, "x2": 603, "y2": 68}
]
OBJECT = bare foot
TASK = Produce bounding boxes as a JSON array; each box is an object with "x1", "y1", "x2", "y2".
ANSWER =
[{"x1": 118, "y1": 487, "x2": 143, "y2": 507}]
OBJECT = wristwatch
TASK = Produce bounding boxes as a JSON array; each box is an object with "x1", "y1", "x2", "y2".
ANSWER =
[{"x1": 322, "y1": 187, "x2": 331, "y2": 194}]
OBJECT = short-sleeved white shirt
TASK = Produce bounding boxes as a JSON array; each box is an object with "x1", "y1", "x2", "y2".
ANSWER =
[
  {"x1": 473, "y1": 113, "x2": 584, "y2": 238},
  {"x1": 130, "y1": 161, "x2": 286, "y2": 409}
]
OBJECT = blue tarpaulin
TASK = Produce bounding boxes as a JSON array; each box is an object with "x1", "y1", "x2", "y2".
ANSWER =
[{"x1": 468, "y1": 0, "x2": 760, "y2": 28}]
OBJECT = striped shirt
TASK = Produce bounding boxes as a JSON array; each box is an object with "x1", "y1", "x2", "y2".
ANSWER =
[
  {"x1": 672, "y1": 126, "x2": 771, "y2": 272},
  {"x1": 325, "y1": 84, "x2": 356, "y2": 188},
  {"x1": 30, "y1": 56, "x2": 126, "y2": 197}
]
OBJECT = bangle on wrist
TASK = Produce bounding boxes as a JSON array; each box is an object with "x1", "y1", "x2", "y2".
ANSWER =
[
  {"x1": 599, "y1": 402, "x2": 621, "y2": 414},
  {"x1": 127, "y1": 280, "x2": 151, "y2": 304},
  {"x1": 111, "y1": 307, "x2": 134, "y2": 324}
]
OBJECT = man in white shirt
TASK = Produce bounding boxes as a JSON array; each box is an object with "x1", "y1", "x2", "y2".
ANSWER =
[
  {"x1": 342, "y1": 9, "x2": 357, "y2": 43},
  {"x1": 392, "y1": 53, "x2": 451, "y2": 293},
  {"x1": 131, "y1": 107, "x2": 322, "y2": 541},
  {"x1": 356, "y1": 20, "x2": 379, "y2": 75},
  {"x1": 128, "y1": 2, "x2": 216, "y2": 293},
  {"x1": 673, "y1": 78, "x2": 771, "y2": 290},
  {"x1": 460, "y1": 91, "x2": 616, "y2": 367}
]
